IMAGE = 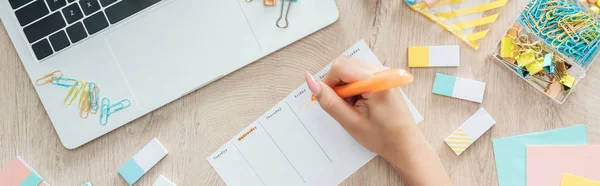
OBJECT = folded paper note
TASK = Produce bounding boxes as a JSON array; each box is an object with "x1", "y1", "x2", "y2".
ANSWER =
[
  {"x1": 432, "y1": 73, "x2": 486, "y2": 103},
  {"x1": 527, "y1": 145, "x2": 600, "y2": 186},
  {"x1": 119, "y1": 138, "x2": 168, "y2": 185},
  {"x1": 404, "y1": 0, "x2": 507, "y2": 50},
  {"x1": 492, "y1": 125, "x2": 588, "y2": 186},
  {"x1": 0, "y1": 156, "x2": 48, "y2": 186},
  {"x1": 153, "y1": 175, "x2": 176, "y2": 186},
  {"x1": 444, "y1": 108, "x2": 495, "y2": 155},
  {"x1": 408, "y1": 46, "x2": 460, "y2": 67},
  {"x1": 207, "y1": 40, "x2": 424, "y2": 186},
  {"x1": 561, "y1": 173, "x2": 600, "y2": 186}
]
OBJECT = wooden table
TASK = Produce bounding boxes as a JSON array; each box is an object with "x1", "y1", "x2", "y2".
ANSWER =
[{"x1": 1, "y1": 0, "x2": 599, "y2": 185}]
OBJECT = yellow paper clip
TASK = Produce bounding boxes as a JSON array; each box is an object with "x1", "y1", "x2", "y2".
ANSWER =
[
  {"x1": 78, "y1": 82, "x2": 90, "y2": 110},
  {"x1": 64, "y1": 81, "x2": 84, "y2": 106},
  {"x1": 35, "y1": 70, "x2": 63, "y2": 86},
  {"x1": 79, "y1": 98, "x2": 90, "y2": 119}
]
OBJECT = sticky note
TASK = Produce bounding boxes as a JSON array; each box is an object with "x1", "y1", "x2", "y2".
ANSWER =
[
  {"x1": 500, "y1": 37, "x2": 514, "y2": 58},
  {"x1": 432, "y1": 73, "x2": 486, "y2": 103},
  {"x1": 526, "y1": 145, "x2": 600, "y2": 186},
  {"x1": 561, "y1": 173, "x2": 600, "y2": 186},
  {"x1": 492, "y1": 125, "x2": 588, "y2": 186},
  {"x1": 408, "y1": 46, "x2": 460, "y2": 67},
  {"x1": 153, "y1": 175, "x2": 176, "y2": 186},
  {"x1": 119, "y1": 138, "x2": 168, "y2": 185},
  {"x1": 444, "y1": 108, "x2": 495, "y2": 155},
  {"x1": 0, "y1": 156, "x2": 47, "y2": 186},
  {"x1": 515, "y1": 49, "x2": 536, "y2": 66},
  {"x1": 82, "y1": 182, "x2": 92, "y2": 186}
]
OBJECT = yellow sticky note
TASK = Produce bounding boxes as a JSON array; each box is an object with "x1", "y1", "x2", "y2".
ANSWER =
[
  {"x1": 500, "y1": 37, "x2": 514, "y2": 58},
  {"x1": 561, "y1": 173, "x2": 600, "y2": 186},
  {"x1": 526, "y1": 59, "x2": 544, "y2": 75},
  {"x1": 408, "y1": 46, "x2": 429, "y2": 67},
  {"x1": 515, "y1": 49, "x2": 536, "y2": 66}
]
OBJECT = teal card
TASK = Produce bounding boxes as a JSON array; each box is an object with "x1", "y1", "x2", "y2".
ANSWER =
[
  {"x1": 492, "y1": 125, "x2": 588, "y2": 186},
  {"x1": 432, "y1": 73, "x2": 456, "y2": 97}
]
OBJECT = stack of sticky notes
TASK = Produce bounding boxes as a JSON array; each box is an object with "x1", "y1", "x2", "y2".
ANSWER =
[
  {"x1": 408, "y1": 45, "x2": 460, "y2": 67},
  {"x1": 0, "y1": 156, "x2": 50, "y2": 186},
  {"x1": 444, "y1": 108, "x2": 495, "y2": 155},
  {"x1": 119, "y1": 138, "x2": 168, "y2": 185},
  {"x1": 153, "y1": 175, "x2": 176, "y2": 186},
  {"x1": 432, "y1": 73, "x2": 486, "y2": 103},
  {"x1": 492, "y1": 125, "x2": 600, "y2": 186}
]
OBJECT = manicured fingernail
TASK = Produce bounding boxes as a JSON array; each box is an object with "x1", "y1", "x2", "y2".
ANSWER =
[{"x1": 305, "y1": 72, "x2": 321, "y2": 95}]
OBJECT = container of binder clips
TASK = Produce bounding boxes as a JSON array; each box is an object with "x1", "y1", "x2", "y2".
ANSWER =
[{"x1": 492, "y1": 0, "x2": 600, "y2": 104}]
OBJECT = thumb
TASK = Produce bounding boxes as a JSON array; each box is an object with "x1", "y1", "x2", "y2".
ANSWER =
[{"x1": 305, "y1": 72, "x2": 363, "y2": 132}]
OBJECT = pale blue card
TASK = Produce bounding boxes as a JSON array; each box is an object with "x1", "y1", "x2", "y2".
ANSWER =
[{"x1": 492, "y1": 125, "x2": 588, "y2": 186}]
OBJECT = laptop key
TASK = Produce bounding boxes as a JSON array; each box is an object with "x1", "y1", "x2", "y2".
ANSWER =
[
  {"x1": 99, "y1": 0, "x2": 117, "y2": 7},
  {"x1": 49, "y1": 30, "x2": 71, "y2": 52},
  {"x1": 9, "y1": 0, "x2": 34, "y2": 9},
  {"x1": 105, "y1": 0, "x2": 161, "y2": 24},
  {"x1": 83, "y1": 12, "x2": 109, "y2": 35},
  {"x1": 79, "y1": 0, "x2": 101, "y2": 16},
  {"x1": 62, "y1": 3, "x2": 84, "y2": 24},
  {"x1": 67, "y1": 0, "x2": 75, "y2": 2},
  {"x1": 66, "y1": 22, "x2": 87, "y2": 43},
  {"x1": 23, "y1": 12, "x2": 66, "y2": 43},
  {"x1": 46, "y1": 0, "x2": 67, "y2": 11},
  {"x1": 32, "y1": 39, "x2": 53, "y2": 60},
  {"x1": 15, "y1": 0, "x2": 49, "y2": 26}
]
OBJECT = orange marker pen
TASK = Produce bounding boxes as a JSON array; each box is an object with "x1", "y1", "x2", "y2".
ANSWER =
[{"x1": 311, "y1": 68, "x2": 414, "y2": 101}]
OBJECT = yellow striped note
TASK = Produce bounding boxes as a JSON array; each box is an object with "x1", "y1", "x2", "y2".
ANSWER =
[{"x1": 445, "y1": 129, "x2": 473, "y2": 155}]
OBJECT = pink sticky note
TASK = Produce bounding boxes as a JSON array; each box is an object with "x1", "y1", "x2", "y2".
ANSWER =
[
  {"x1": 0, "y1": 157, "x2": 33, "y2": 186},
  {"x1": 527, "y1": 145, "x2": 600, "y2": 186}
]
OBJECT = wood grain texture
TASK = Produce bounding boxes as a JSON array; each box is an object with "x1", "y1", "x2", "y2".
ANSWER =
[{"x1": 1, "y1": 0, "x2": 599, "y2": 185}]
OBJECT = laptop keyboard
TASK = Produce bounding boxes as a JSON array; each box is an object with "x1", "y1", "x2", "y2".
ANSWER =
[{"x1": 10, "y1": 0, "x2": 162, "y2": 60}]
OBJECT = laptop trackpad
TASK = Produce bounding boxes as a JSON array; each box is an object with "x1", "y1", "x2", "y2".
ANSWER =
[{"x1": 105, "y1": 0, "x2": 261, "y2": 110}]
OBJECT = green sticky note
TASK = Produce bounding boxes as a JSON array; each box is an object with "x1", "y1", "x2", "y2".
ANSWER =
[
  {"x1": 432, "y1": 73, "x2": 456, "y2": 97},
  {"x1": 492, "y1": 125, "x2": 588, "y2": 186}
]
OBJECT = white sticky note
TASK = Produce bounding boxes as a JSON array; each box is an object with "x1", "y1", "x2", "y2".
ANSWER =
[
  {"x1": 153, "y1": 175, "x2": 176, "y2": 186},
  {"x1": 119, "y1": 138, "x2": 168, "y2": 185},
  {"x1": 432, "y1": 73, "x2": 486, "y2": 103},
  {"x1": 409, "y1": 46, "x2": 460, "y2": 67},
  {"x1": 444, "y1": 108, "x2": 495, "y2": 155}
]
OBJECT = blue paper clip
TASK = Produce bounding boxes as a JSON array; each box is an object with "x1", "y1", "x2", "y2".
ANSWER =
[
  {"x1": 99, "y1": 97, "x2": 111, "y2": 126},
  {"x1": 51, "y1": 77, "x2": 78, "y2": 87},
  {"x1": 107, "y1": 99, "x2": 131, "y2": 115}
]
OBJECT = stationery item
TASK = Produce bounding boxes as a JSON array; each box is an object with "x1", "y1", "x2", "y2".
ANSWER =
[
  {"x1": 408, "y1": 46, "x2": 460, "y2": 67},
  {"x1": 0, "y1": 156, "x2": 47, "y2": 186},
  {"x1": 99, "y1": 98, "x2": 131, "y2": 125},
  {"x1": 119, "y1": 138, "x2": 168, "y2": 186},
  {"x1": 526, "y1": 145, "x2": 600, "y2": 186},
  {"x1": 561, "y1": 173, "x2": 600, "y2": 186},
  {"x1": 153, "y1": 175, "x2": 176, "y2": 186},
  {"x1": 82, "y1": 182, "x2": 92, "y2": 186},
  {"x1": 432, "y1": 73, "x2": 486, "y2": 103},
  {"x1": 207, "y1": 40, "x2": 424, "y2": 186},
  {"x1": 264, "y1": 0, "x2": 275, "y2": 6},
  {"x1": 51, "y1": 77, "x2": 77, "y2": 87},
  {"x1": 276, "y1": 0, "x2": 296, "y2": 28},
  {"x1": 444, "y1": 108, "x2": 495, "y2": 155},
  {"x1": 35, "y1": 70, "x2": 63, "y2": 86},
  {"x1": 404, "y1": 0, "x2": 507, "y2": 50},
  {"x1": 492, "y1": 125, "x2": 588, "y2": 186},
  {"x1": 311, "y1": 68, "x2": 414, "y2": 101}
]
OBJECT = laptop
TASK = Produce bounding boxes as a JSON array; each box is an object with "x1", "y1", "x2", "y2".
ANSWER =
[{"x1": 0, "y1": 0, "x2": 339, "y2": 149}]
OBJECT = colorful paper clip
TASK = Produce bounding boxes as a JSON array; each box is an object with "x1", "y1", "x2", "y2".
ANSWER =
[
  {"x1": 64, "y1": 81, "x2": 84, "y2": 106},
  {"x1": 99, "y1": 98, "x2": 131, "y2": 125},
  {"x1": 35, "y1": 70, "x2": 63, "y2": 86},
  {"x1": 51, "y1": 77, "x2": 77, "y2": 87}
]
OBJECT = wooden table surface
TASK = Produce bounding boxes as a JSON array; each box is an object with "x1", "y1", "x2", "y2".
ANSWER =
[{"x1": 2, "y1": 0, "x2": 600, "y2": 185}]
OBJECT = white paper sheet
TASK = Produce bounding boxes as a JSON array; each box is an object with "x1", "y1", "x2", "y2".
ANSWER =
[{"x1": 207, "y1": 40, "x2": 424, "y2": 186}]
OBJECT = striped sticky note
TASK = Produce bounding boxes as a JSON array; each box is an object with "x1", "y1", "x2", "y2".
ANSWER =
[
  {"x1": 0, "y1": 156, "x2": 48, "y2": 186},
  {"x1": 408, "y1": 46, "x2": 460, "y2": 67},
  {"x1": 432, "y1": 73, "x2": 486, "y2": 103},
  {"x1": 119, "y1": 138, "x2": 169, "y2": 185},
  {"x1": 153, "y1": 175, "x2": 176, "y2": 186},
  {"x1": 445, "y1": 108, "x2": 495, "y2": 155}
]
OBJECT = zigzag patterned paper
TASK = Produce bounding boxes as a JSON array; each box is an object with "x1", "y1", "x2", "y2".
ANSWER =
[
  {"x1": 444, "y1": 108, "x2": 496, "y2": 155},
  {"x1": 405, "y1": 0, "x2": 508, "y2": 50}
]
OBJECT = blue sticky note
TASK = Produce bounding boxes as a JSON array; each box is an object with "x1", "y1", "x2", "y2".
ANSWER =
[
  {"x1": 492, "y1": 125, "x2": 588, "y2": 186},
  {"x1": 432, "y1": 73, "x2": 456, "y2": 97},
  {"x1": 21, "y1": 172, "x2": 43, "y2": 186},
  {"x1": 118, "y1": 159, "x2": 145, "y2": 186}
]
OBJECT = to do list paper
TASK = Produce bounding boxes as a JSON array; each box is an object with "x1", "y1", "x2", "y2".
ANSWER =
[{"x1": 207, "y1": 40, "x2": 424, "y2": 186}]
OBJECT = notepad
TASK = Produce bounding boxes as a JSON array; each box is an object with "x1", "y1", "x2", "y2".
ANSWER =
[
  {"x1": 444, "y1": 108, "x2": 495, "y2": 155},
  {"x1": 119, "y1": 138, "x2": 168, "y2": 185},
  {"x1": 0, "y1": 156, "x2": 48, "y2": 186},
  {"x1": 408, "y1": 46, "x2": 460, "y2": 67},
  {"x1": 527, "y1": 145, "x2": 600, "y2": 186},
  {"x1": 432, "y1": 73, "x2": 486, "y2": 103},
  {"x1": 153, "y1": 175, "x2": 176, "y2": 186},
  {"x1": 207, "y1": 40, "x2": 424, "y2": 186}
]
